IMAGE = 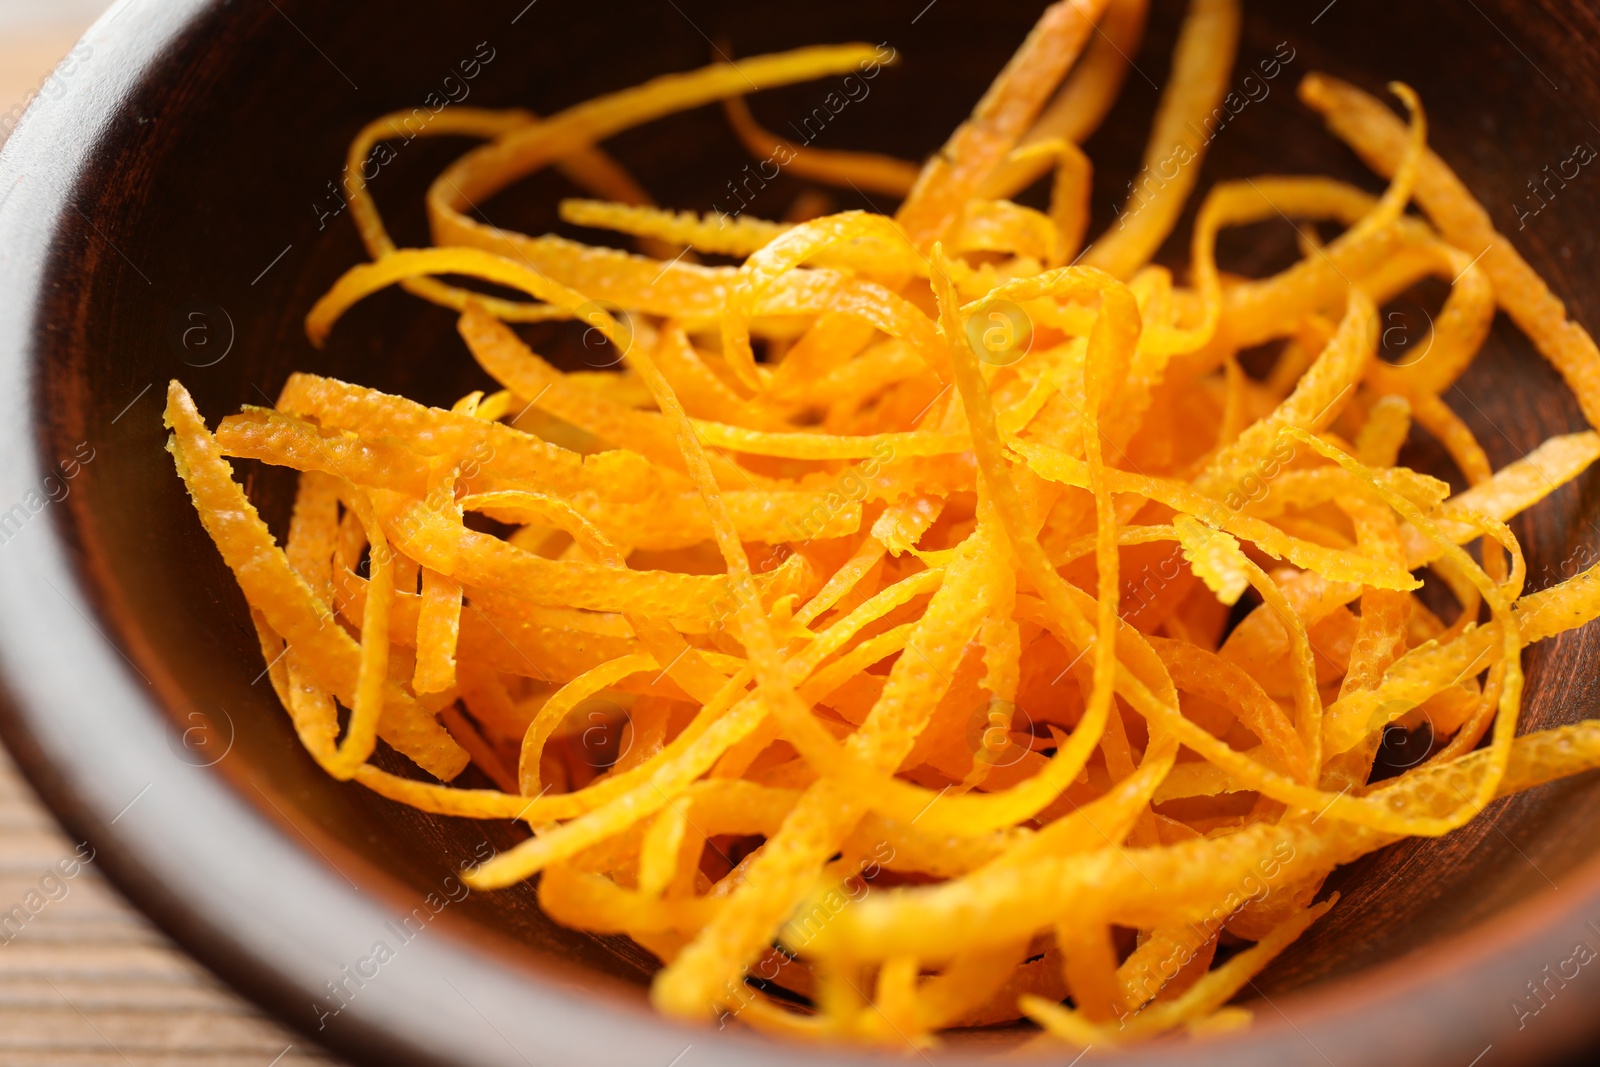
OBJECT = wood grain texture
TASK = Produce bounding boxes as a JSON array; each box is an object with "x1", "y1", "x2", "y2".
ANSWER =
[
  {"x1": 0, "y1": 747, "x2": 336, "y2": 1066},
  {"x1": 5, "y1": 20, "x2": 341, "y2": 1065},
  {"x1": 5, "y1": 1, "x2": 1600, "y2": 1066}
]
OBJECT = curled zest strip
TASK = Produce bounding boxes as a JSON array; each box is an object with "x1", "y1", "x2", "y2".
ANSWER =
[{"x1": 163, "y1": 1, "x2": 1600, "y2": 1046}]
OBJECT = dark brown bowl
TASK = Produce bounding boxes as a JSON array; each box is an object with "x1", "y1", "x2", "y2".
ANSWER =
[{"x1": 3, "y1": 0, "x2": 1600, "y2": 1064}]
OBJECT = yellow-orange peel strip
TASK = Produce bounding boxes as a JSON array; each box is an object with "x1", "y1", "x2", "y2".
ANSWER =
[{"x1": 164, "y1": 1, "x2": 1600, "y2": 1048}]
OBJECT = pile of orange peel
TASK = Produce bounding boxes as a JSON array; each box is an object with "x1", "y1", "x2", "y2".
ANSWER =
[{"x1": 164, "y1": 0, "x2": 1600, "y2": 1047}]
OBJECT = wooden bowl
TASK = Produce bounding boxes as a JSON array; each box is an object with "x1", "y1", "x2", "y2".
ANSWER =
[{"x1": 1, "y1": 0, "x2": 1598, "y2": 1064}]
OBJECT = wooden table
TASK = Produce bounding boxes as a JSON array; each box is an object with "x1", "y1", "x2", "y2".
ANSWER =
[
  {"x1": 0, "y1": 746, "x2": 336, "y2": 1067},
  {"x1": 2, "y1": 13, "x2": 337, "y2": 1065}
]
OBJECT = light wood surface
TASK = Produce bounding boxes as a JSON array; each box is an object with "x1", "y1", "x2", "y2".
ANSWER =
[
  {"x1": 0, "y1": 746, "x2": 335, "y2": 1067},
  {"x1": 2, "y1": 16, "x2": 338, "y2": 1066},
  {"x1": 0, "y1": 25, "x2": 79, "y2": 114}
]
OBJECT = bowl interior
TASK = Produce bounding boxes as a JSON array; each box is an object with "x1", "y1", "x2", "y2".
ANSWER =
[{"x1": 27, "y1": 0, "x2": 1600, "y2": 1057}]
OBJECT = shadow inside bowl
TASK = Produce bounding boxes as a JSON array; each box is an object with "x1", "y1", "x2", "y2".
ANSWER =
[{"x1": 9, "y1": 0, "x2": 1600, "y2": 1065}]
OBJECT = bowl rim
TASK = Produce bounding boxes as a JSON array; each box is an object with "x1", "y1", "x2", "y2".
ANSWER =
[{"x1": 2, "y1": 2, "x2": 1600, "y2": 1065}]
